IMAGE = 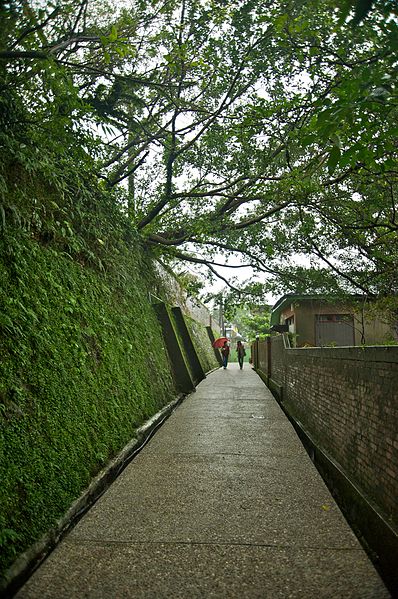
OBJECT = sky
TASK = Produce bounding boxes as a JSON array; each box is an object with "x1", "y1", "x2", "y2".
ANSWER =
[{"x1": 180, "y1": 251, "x2": 280, "y2": 308}]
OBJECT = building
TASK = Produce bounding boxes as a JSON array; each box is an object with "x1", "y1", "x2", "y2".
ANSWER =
[
  {"x1": 270, "y1": 294, "x2": 397, "y2": 347},
  {"x1": 225, "y1": 323, "x2": 239, "y2": 341}
]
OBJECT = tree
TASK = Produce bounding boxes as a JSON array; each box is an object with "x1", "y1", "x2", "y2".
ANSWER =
[
  {"x1": 224, "y1": 305, "x2": 271, "y2": 342},
  {"x1": 1, "y1": 0, "x2": 397, "y2": 302}
]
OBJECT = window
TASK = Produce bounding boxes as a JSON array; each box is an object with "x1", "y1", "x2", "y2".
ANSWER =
[
  {"x1": 285, "y1": 315, "x2": 295, "y2": 333},
  {"x1": 316, "y1": 314, "x2": 351, "y2": 323}
]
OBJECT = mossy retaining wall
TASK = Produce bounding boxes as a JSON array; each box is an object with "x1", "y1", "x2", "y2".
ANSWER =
[
  {"x1": 185, "y1": 316, "x2": 220, "y2": 374},
  {"x1": 0, "y1": 230, "x2": 217, "y2": 582}
]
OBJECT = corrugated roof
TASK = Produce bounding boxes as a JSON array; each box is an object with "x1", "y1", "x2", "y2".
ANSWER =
[
  {"x1": 270, "y1": 294, "x2": 313, "y2": 325},
  {"x1": 270, "y1": 293, "x2": 366, "y2": 325}
]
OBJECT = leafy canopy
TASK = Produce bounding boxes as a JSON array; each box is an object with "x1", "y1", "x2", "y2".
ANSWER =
[{"x1": 1, "y1": 0, "x2": 397, "y2": 303}]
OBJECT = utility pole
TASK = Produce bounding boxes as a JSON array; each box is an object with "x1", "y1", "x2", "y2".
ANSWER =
[{"x1": 219, "y1": 295, "x2": 225, "y2": 336}]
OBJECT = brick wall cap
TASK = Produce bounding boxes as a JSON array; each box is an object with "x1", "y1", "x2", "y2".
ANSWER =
[{"x1": 287, "y1": 345, "x2": 398, "y2": 363}]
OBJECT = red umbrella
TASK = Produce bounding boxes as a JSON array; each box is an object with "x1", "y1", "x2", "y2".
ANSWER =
[{"x1": 212, "y1": 337, "x2": 228, "y2": 348}]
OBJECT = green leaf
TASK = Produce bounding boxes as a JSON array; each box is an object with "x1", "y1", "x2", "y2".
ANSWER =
[
  {"x1": 301, "y1": 134, "x2": 317, "y2": 147},
  {"x1": 330, "y1": 133, "x2": 342, "y2": 149},
  {"x1": 327, "y1": 146, "x2": 341, "y2": 174},
  {"x1": 109, "y1": 25, "x2": 118, "y2": 42},
  {"x1": 274, "y1": 14, "x2": 288, "y2": 31},
  {"x1": 339, "y1": 147, "x2": 357, "y2": 168},
  {"x1": 0, "y1": 313, "x2": 13, "y2": 329},
  {"x1": 0, "y1": 205, "x2": 5, "y2": 229}
]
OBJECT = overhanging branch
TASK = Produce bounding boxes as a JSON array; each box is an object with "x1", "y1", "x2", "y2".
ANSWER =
[{"x1": 233, "y1": 201, "x2": 290, "y2": 229}]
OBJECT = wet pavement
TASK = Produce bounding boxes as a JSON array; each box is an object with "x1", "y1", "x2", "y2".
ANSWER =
[{"x1": 15, "y1": 363, "x2": 390, "y2": 598}]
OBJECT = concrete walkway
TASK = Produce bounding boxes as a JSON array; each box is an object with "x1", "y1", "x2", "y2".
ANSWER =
[{"x1": 16, "y1": 364, "x2": 390, "y2": 598}]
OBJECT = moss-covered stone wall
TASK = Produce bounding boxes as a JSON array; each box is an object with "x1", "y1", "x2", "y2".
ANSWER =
[
  {"x1": 0, "y1": 229, "x2": 215, "y2": 580},
  {"x1": 186, "y1": 317, "x2": 219, "y2": 374}
]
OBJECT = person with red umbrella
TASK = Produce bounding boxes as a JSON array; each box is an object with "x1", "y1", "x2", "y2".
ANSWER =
[
  {"x1": 212, "y1": 337, "x2": 230, "y2": 369},
  {"x1": 220, "y1": 340, "x2": 230, "y2": 369},
  {"x1": 212, "y1": 337, "x2": 228, "y2": 348}
]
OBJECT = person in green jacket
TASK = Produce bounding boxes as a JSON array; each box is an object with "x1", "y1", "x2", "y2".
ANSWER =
[{"x1": 236, "y1": 340, "x2": 246, "y2": 370}]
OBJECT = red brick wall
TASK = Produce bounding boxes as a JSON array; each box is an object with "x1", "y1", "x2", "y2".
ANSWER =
[{"x1": 256, "y1": 337, "x2": 398, "y2": 524}]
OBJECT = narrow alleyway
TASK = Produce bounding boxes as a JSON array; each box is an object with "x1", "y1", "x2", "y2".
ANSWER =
[{"x1": 15, "y1": 364, "x2": 389, "y2": 598}]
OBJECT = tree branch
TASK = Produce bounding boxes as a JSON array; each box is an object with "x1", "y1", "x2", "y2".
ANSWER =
[
  {"x1": 232, "y1": 201, "x2": 290, "y2": 229},
  {"x1": 107, "y1": 152, "x2": 149, "y2": 188},
  {"x1": 10, "y1": 7, "x2": 60, "y2": 49},
  {"x1": 0, "y1": 50, "x2": 49, "y2": 60}
]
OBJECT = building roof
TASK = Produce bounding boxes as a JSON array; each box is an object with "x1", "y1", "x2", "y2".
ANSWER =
[
  {"x1": 271, "y1": 294, "x2": 313, "y2": 325},
  {"x1": 270, "y1": 293, "x2": 366, "y2": 325}
]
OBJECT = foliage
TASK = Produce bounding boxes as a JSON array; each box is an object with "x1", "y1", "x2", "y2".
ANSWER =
[
  {"x1": 241, "y1": 312, "x2": 271, "y2": 341},
  {"x1": 226, "y1": 304, "x2": 271, "y2": 341},
  {"x1": 0, "y1": 228, "x2": 178, "y2": 576},
  {"x1": 176, "y1": 270, "x2": 205, "y2": 299},
  {"x1": 1, "y1": 0, "x2": 397, "y2": 302},
  {"x1": 112, "y1": 0, "x2": 397, "y2": 301},
  {"x1": 208, "y1": 289, "x2": 271, "y2": 341},
  {"x1": 0, "y1": 223, "x2": 217, "y2": 580}
]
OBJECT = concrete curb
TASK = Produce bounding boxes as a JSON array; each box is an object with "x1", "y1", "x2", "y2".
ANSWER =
[
  {"x1": 205, "y1": 366, "x2": 221, "y2": 376},
  {"x1": 0, "y1": 392, "x2": 186, "y2": 599}
]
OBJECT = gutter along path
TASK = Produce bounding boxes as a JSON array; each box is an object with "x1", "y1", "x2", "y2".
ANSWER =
[{"x1": 16, "y1": 364, "x2": 389, "y2": 598}]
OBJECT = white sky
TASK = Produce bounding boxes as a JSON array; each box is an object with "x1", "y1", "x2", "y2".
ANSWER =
[{"x1": 180, "y1": 253, "x2": 279, "y2": 307}]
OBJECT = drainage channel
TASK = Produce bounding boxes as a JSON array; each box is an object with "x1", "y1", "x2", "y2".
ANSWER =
[{"x1": 272, "y1": 393, "x2": 398, "y2": 598}]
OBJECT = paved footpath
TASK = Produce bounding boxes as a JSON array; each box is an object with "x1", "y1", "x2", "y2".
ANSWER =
[{"x1": 16, "y1": 364, "x2": 390, "y2": 598}]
